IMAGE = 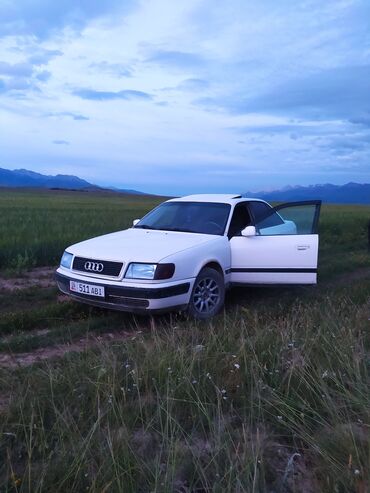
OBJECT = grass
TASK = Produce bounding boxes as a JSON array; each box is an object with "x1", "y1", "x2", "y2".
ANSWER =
[
  {"x1": 0, "y1": 285, "x2": 369, "y2": 492},
  {"x1": 0, "y1": 189, "x2": 162, "y2": 271},
  {"x1": 0, "y1": 189, "x2": 369, "y2": 492}
]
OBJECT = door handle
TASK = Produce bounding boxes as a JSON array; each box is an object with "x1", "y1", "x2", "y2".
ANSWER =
[{"x1": 297, "y1": 245, "x2": 310, "y2": 250}]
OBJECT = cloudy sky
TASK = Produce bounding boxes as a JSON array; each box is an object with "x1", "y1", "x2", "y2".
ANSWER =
[{"x1": 0, "y1": 0, "x2": 369, "y2": 194}]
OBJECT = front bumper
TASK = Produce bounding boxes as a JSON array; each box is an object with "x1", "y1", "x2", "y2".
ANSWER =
[{"x1": 55, "y1": 270, "x2": 192, "y2": 314}]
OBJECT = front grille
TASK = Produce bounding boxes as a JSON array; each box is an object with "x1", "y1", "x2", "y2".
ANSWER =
[
  {"x1": 108, "y1": 295, "x2": 149, "y2": 308},
  {"x1": 73, "y1": 256, "x2": 123, "y2": 277}
]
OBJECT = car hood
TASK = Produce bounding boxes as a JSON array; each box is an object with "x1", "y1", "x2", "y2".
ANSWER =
[{"x1": 67, "y1": 228, "x2": 219, "y2": 263}]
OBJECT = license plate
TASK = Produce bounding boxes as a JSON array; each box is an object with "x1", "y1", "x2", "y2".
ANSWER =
[{"x1": 70, "y1": 281, "x2": 105, "y2": 298}]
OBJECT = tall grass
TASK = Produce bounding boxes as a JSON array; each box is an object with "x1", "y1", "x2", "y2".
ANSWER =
[{"x1": 0, "y1": 289, "x2": 369, "y2": 492}]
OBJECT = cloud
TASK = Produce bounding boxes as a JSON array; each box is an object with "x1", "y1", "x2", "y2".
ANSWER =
[
  {"x1": 53, "y1": 140, "x2": 70, "y2": 145},
  {"x1": 1, "y1": 0, "x2": 369, "y2": 194},
  {"x1": 72, "y1": 88, "x2": 153, "y2": 101},
  {"x1": 47, "y1": 112, "x2": 90, "y2": 121},
  {"x1": 28, "y1": 49, "x2": 63, "y2": 66},
  {"x1": 0, "y1": 0, "x2": 134, "y2": 39},
  {"x1": 196, "y1": 65, "x2": 370, "y2": 123},
  {"x1": 146, "y1": 50, "x2": 205, "y2": 69},
  {"x1": 350, "y1": 113, "x2": 370, "y2": 127},
  {"x1": 177, "y1": 78, "x2": 209, "y2": 91},
  {"x1": 0, "y1": 48, "x2": 62, "y2": 95},
  {"x1": 0, "y1": 76, "x2": 38, "y2": 95},
  {"x1": 89, "y1": 61, "x2": 132, "y2": 78},
  {"x1": 0, "y1": 61, "x2": 33, "y2": 77},
  {"x1": 36, "y1": 70, "x2": 51, "y2": 82}
]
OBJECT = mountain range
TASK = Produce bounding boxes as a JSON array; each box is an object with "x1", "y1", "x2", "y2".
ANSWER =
[
  {"x1": 244, "y1": 182, "x2": 370, "y2": 204},
  {"x1": 0, "y1": 167, "x2": 369, "y2": 203},
  {"x1": 0, "y1": 167, "x2": 144, "y2": 195}
]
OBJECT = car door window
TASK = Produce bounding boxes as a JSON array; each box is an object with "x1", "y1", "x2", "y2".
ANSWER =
[
  {"x1": 249, "y1": 201, "x2": 283, "y2": 229},
  {"x1": 255, "y1": 201, "x2": 321, "y2": 236},
  {"x1": 228, "y1": 203, "x2": 252, "y2": 238}
]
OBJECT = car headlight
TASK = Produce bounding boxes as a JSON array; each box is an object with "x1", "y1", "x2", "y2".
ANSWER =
[
  {"x1": 125, "y1": 263, "x2": 175, "y2": 280},
  {"x1": 60, "y1": 251, "x2": 73, "y2": 269}
]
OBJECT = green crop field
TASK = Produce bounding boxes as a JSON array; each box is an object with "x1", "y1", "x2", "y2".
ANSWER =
[
  {"x1": 0, "y1": 188, "x2": 369, "y2": 492},
  {"x1": 0, "y1": 189, "x2": 163, "y2": 272}
]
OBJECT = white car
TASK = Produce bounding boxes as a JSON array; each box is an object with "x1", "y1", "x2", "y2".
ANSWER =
[{"x1": 56, "y1": 194, "x2": 321, "y2": 319}]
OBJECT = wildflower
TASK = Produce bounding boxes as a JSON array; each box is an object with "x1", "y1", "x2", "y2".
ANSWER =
[
  {"x1": 277, "y1": 415, "x2": 283, "y2": 421},
  {"x1": 234, "y1": 363, "x2": 240, "y2": 369},
  {"x1": 192, "y1": 379, "x2": 197, "y2": 384},
  {"x1": 11, "y1": 473, "x2": 21, "y2": 487},
  {"x1": 322, "y1": 370, "x2": 328, "y2": 378},
  {"x1": 354, "y1": 469, "x2": 360, "y2": 476},
  {"x1": 223, "y1": 396, "x2": 228, "y2": 400},
  {"x1": 221, "y1": 389, "x2": 227, "y2": 394},
  {"x1": 194, "y1": 344, "x2": 205, "y2": 352}
]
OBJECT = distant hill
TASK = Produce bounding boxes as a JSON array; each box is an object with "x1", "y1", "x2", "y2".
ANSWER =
[
  {"x1": 0, "y1": 167, "x2": 145, "y2": 195},
  {"x1": 244, "y1": 182, "x2": 370, "y2": 204}
]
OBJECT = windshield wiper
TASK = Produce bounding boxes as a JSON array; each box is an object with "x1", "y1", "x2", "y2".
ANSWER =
[
  {"x1": 162, "y1": 227, "x2": 197, "y2": 233},
  {"x1": 134, "y1": 224, "x2": 158, "y2": 230}
]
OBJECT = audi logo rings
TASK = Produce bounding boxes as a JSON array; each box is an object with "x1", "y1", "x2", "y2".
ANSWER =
[{"x1": 84, "y1": 261, "x2": 104, "y2": 273}]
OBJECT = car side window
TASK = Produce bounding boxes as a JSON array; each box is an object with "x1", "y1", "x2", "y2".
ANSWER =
[
  {"x1": 249, "y1": 202, "x2": 283, "y2": 228},
  {"x1": 228, "y1": 203, "x2": 252, "y2": 238}
]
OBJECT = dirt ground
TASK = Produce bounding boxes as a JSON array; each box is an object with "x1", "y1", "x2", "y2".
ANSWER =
[
  {"x1": 0, "y1": 330, "x2": 139, "y2": 369},
  {"x1": 0, "y1": 267, "x2": 56, "y2": 291}
]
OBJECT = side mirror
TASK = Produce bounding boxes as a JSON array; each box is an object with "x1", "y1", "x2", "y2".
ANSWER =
[
  {"x1": 241, "y1": 225, "x2": 256, "y2": 237},
  {"x1": 132, "y1": 219, "x2": 140, "y2": 226}
]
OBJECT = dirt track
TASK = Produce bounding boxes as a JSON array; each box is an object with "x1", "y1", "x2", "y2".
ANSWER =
[
  {"x1": 0, "y1": 267, "x2": 56, "y2": 291},
  {"x1": 0, "y1": 266, "x2": 369, "y2": 370},
  {"x1": 0, "y1": 330, "x2": 140, "y2": 369}
]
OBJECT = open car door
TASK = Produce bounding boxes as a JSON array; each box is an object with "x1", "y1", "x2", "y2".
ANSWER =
[{"x1": 230, "y1": 200, "x2": 321, "y2": 285}]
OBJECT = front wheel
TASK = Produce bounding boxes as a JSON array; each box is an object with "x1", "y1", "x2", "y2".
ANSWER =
[{"x1": 187, "y1": 267, "x2": 225, "y2": 320}]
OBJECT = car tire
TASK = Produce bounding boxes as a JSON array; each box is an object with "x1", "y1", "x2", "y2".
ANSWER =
[{"x1": 188, "y1": 267, "x2": 225, "y2": 320}]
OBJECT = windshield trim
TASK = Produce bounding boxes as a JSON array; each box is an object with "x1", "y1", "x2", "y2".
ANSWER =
[{"x1": 134, "y1": 201, "x2": 232, "y2": 236}]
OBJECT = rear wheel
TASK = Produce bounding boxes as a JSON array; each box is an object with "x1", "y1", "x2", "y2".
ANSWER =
[{"x1": 188, "y1": 267, "x2": 225, "y2": 320}]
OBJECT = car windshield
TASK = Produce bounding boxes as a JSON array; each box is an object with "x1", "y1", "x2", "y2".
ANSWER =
[{"x1": 135, "y1": 201, "x2": 231, "y2": 235}]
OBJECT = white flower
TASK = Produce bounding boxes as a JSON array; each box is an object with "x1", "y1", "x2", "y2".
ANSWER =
[
  {"x1": 322, "y1": 370, "x2": 328, "y2": 378},
  {"x1": 234, "y1": 363, "x2": 240, "y2": 369},
  {"x1": 192, "y1": 379, "x2": 197, "y2": 384},
  {"x1": 194, "y1": 344, "x2": 205, "y2": 352},
  {"x1": 277, "y1": 415, "x2": 283, "y2": 421},
  {"x1": 221, "y1": 389, "x2": 227, "y2": 394}
]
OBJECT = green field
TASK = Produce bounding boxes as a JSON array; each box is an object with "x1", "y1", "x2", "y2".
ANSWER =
[
  {"x1": 0, "y1": 189, "x2": 162, "y2": 271},
  {"x1": 0, "y1": 189, "x2": 369, "y2": 492}
]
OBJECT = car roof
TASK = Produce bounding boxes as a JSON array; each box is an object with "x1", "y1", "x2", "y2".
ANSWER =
[{"x1": 167, "y1": 194, "x2": 269, "y2": 206}]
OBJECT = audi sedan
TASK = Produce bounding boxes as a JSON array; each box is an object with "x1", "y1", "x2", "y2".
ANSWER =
[{"x1": 55, "y1": 194, "x2": 321, "y2": 319}]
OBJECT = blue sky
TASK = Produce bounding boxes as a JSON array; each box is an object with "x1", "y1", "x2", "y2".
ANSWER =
[{"x1": 0, "y1": 0, "x2": 369, "y2": 195}]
